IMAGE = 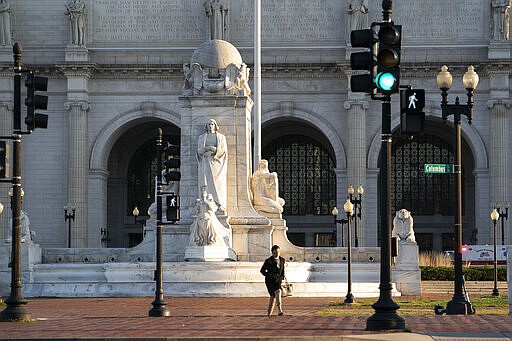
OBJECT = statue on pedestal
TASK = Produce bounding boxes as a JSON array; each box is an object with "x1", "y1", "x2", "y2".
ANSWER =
[
  {"x1": 204, "y1": 0, "x2": 228, "y2": 41},
  {"x1": 251, "y1": 159, "x2": 285, "y2": 215},
  {"x1": 348, "y1": 0, "x2": 369, "y2": 31},
  {"x1": 0, "y1": 0, "x2": 11, "y2": 46},
  {"x1": 392, "y1": 209, "x2": 416, "y2": 243},
  {"x1": 492, "y1": 0, "x2": 511, "y2": 41},
  {"x1": 197, "y1": 119, "x2": 228, "y2": 214},
  {"x1": 5, "y1": 210, "x2": 35, "y2": 244},
  {"x1": 189, "y1": 186, "x2": 230, "y2": 246},
  {"x1": 65, "y1": 0, "x2": 85, "y2": 46}
]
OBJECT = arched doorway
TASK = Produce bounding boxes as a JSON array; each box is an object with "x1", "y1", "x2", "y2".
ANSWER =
[
  {"x1": 378, "y1": 121, "x2": 475, "y2": 252},
  {"x1": 262, "y1": 120, "x2": 337, "y2": 247},
  {"x1": 106, "y1": 120, "x2": 180, "y2": 247}
]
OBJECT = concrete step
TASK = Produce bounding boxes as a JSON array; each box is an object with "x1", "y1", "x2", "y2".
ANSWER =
[{"x1": 422, "y1": 281, "x2": 508, "y2": 295}]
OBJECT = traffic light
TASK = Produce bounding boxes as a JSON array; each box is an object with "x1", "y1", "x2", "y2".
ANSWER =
[
  {"x1": 25, "y1": 72, "x2": 48, "y2": 131},
  {"x1": 163, "y1": 142, "x2": 180, "y2": 183},
  {"x1": 375, "y1": 23, "x2": 401, "y2": 95},
  {"x1": 0, "y1": 141, "x2": 8, "y2": 178},
  {"x1": 166, "y1": 194, "x2": 180, "y2": 222},
  {"x1": 400, "y1": 89, "x2": 425, "y2": 134},
  {"x1": 349, "y1": 25, "x2": 378, "y2": 93}
]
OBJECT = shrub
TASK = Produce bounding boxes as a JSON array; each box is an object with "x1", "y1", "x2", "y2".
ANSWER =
[
  {"x1": 420, "y1": 266, "x2": 507, "y2": 281},
  {"x1": 419, "y1": 251, "x2": 452, "y2": 267}
]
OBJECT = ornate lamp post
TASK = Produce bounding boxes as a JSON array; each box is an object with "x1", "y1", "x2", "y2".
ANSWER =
[
  {"x1": 348, "y1": 184, "x2": 364, "y2": 247},
  {"x1": 490, "y1": 208, "x2": 500, "y2": 297},
  {"x1": 495, "y1": 202, "x2": 509, "y2": 245},
  {"x1": 0, "y1": 43, "x2": 31, "y2": 322},
  {"x1": 343, "y1": 198, "x2": 354, "y2": 304},
  {"x1": 64, "y1": 205, "x2": 76, "y2": 248},
  {"x1": 437, "y1": 65, "x2": 479, "y2": 315}
]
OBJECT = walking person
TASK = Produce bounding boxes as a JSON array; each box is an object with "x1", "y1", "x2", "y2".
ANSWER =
[{"x1": 260, "y1": 245, "x2": 285, "y2": 316}]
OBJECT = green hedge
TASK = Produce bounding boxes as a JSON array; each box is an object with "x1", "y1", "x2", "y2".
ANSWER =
[{"x1": 420, "y1": 266, "x2": 507, "y2": 281}]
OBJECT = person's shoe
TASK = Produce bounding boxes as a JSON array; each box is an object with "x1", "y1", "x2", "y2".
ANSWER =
[{"x1": 278, "y1": 312, "x2": 283, "y2": 316}]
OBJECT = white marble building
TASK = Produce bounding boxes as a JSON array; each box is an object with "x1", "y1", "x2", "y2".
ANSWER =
[{"x1": 0, "y1": 0, "x2": 510, "y2": 253}]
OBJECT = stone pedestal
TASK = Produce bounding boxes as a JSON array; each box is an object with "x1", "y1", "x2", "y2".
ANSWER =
[
  {"x1": 0, "y1": 46, "x2": 11, "y2": 62},
  {"x1": 488, "y1": 43, "x2": 511, "y2": 59},
  {"x1": 65, "y1": 45, "x2": 89, "y2": 62},
  {"x1": 184, "y1": 245, "x2": 236, "y2": 261},
  {"x1": 392, "y1": 242, "x2": 421, "y2": 296},
  {"x1": 0, "y1": 242, "x2": 42, "y2": 296}
]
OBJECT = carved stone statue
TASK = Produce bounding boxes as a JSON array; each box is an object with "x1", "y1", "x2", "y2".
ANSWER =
[
  {"x1": 204, "y1": 0, "x2": 228, "y2": 40},
  {"x1": 492, "y1": 0, "x2": 511, "y2": 40},
  {"x1": 392, "y1": 209, "x2": 416, "y2": 243},
  {"x1": 197, "y1": 119, "x2": 228, "y2": 214},
  {"x1": 5, "y1": 210, "x2": 35, "y2": 244},
  {"x1": 0, "y1": 0, "x2": 11, "y2": 46},
  {"x1": 348, "y1": 0, "x2": 369, "y2": 31},
  {"x1": 65, "y1": 0, "x2": 85, "y2": 46},
  {"x1": 251, "y1": 159, "x2": 285, "y2": 215},
  {"x1": 189, "y1": 186, "x2": 230, "y2": 246}
]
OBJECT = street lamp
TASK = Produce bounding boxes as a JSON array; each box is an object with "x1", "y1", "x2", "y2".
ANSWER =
[
  {"x1": 64, "y1": 205, "x2": 76, "y2": 248},
  {"x1": 490, "y1": 208, "x2": 500, "y2": 297},
  {"x1": 348, "y1": 184, "x2": 364, "y2": 247},
  {"x1": 495, "y1": 202, "x2": 509, "y2": 245},
  {"x1": 343, "y1": 198, "x2": 354, "y2": 304},
  {"x1": 332, "y1": 207, "x2": 348, "y2": 247},
  {"x1": 437, "y1": 65, "x2": 479, "y2": 315},
  {"x1": 132, "y1": 206, "x2": 146, "y2": 237}
]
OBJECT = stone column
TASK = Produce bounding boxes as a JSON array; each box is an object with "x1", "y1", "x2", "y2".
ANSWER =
[
  {"x1": 88, "y1": 169, "x2": 108, "y2": 247},
  {"x1": 473, "y1": 169, "x2": 490, "y2": 244},
  {"x1": 488, "y1": 99, "x2": 511, "y2": 243},
  {"x1": 65, "y1": 101, "x2": 89, "y2": 248},
  {"x1": 365, "y1": 168, "x2": 379, "y2": 246},
  {"x1": 344, "y1": 98, "x2": 368, "y2": 245}
]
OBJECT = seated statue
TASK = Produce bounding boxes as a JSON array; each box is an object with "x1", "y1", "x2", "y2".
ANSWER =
[
  {"x1": 189, "y1": 186, "x2": 230, "y2": 247},
  {"x1": 392, "y1": 208, "x2": 416, "y2": 243},
  {"x1": 5, "y1": 210, "x2": 35, "y2": 243},
  {"x1": 251, "y1": 159, "x2": 285, "y2": 215}
]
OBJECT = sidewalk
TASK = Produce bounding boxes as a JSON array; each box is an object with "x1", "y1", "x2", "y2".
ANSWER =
[{"x1": 1, "y1": 297, "x2": 511, "y2": 340}]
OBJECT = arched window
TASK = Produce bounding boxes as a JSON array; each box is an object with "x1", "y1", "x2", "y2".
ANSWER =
[
  {"x1": 126, "y1": 135, "x2": 180, "y2": 216},
  {"x1": 263, "y1": 135, "x2": 336, "y2": 215},
  {"x1": 392, "y1": 134, "x2": 455, "y2": 215}
]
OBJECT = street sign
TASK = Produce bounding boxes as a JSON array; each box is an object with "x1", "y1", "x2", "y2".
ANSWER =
[{"x1": 424, "y1": 164, "x2": 453, "y2": 174}]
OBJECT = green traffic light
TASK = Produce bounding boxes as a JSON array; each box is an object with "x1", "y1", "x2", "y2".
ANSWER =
[{"x1": 375, "y1": 72, "x2": 396, "y2": 91}]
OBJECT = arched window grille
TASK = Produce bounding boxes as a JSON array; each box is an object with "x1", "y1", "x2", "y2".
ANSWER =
[
  {"x1": 126, "y1": 135, "x2": 179, "y2": 216},
  {"x1": 392, "y1": 134, "x2": 456, "y2": 215},
  {"x1": 263, "y1": 135, "x2": 336, "y2": 215}
]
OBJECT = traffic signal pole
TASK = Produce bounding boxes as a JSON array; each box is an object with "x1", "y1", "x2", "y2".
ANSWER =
[
  {"x1": 148, "y1": 128, "x2": 170, "y2": 317},
  {"x1": 0, "y1": 43, "x2": 31, "y2": 322},
  {"x1": 366, "y1": 96, "x2": 405, "y2": 330},
  {"x1": 365, "y1": 1, "x2": 406, "y2": 331}
]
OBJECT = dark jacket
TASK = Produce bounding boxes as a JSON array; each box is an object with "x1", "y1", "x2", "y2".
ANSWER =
[{"x1": 260, "y1": 256, "x2": 285, "y2": 297}]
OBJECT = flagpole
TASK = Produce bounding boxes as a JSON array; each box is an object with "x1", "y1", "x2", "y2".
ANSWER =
[{"x1": 253, "y1": 0, "x2": 261, "y2": 172}]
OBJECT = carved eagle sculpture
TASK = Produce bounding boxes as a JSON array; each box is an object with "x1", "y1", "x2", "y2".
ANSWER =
[{"x1": 392, "y1": 208, "x2": 416, "y2": 243}]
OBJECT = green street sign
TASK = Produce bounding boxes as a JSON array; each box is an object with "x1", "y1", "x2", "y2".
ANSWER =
[{"x1": 424, "y1": 164, "x2": 454, "y2": 174}]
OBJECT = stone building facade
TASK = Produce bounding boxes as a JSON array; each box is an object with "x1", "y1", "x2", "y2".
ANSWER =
[{"x1": 0, "y1": 0, "x2": 510, "y2": 252}]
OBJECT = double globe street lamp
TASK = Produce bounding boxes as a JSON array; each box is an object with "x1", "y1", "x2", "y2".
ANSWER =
[
  {"x1": 490, "y1": 208, "x2": 500, "y2": 297},
  {"x1": 348, "y1": 184, "x2": 364, "y2": 247},
  {"x1": 332, "y1": 198, "x2": 355, "y2": 304},
  {"x1": 437, "y1": 64, "x2": 479, "y2": 315}
]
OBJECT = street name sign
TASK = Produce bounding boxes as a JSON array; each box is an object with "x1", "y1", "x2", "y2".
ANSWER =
[{"x1": 424, "y1": 164, "x2": 453, "y2": 174}]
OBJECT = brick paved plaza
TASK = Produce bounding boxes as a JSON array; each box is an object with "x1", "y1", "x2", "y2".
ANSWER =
[{"x1": 1, "y1": 297, "x2": 512, "y2": 340}]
